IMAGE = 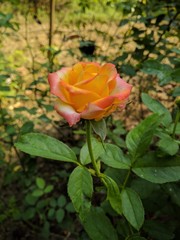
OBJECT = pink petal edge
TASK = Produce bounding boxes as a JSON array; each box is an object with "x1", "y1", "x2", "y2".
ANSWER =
[
  {"x1": 111, "y1": 75, "x2": 132, "y2": 100},
  {"x1": 54, "y1": 99, "x2": 80, "y2": 126},
  {"x1": 81, "y1": 103, "x2": 104, "y2": 120},
  {"x1": 48, "y1": 68, "x2": 70, "y2": 98},
  {"x1": 92, "y1": 95, "x2": 115, "y2": 109}
]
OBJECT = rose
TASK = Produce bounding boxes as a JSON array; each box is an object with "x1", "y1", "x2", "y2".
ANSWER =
[{"x1": 48, "y1": 62, "x2": 132, "y2": 126}]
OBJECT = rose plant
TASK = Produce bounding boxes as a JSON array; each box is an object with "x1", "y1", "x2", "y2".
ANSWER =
[{"x1": 15, "y1": 62, "x2": 180, "y2": 240}]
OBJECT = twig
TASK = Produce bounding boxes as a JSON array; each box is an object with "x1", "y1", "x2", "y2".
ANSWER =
[
  {"x1": 140, "y1": 11, "x2": 180, "y2": 64},
  {"x1": 48, "y1": 0, "x2": 56, "y2": 71}
]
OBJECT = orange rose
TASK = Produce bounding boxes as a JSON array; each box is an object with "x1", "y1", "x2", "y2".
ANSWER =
[{"x1": 48, "y1": 62, "x2": 132, "y2": 126}]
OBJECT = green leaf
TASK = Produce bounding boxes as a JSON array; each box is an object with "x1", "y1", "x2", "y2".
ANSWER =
[
  {"x1": 0, "y1": 74, "x2": 9, "y2": 82},
  {"x1": 32, "y1": 189, "x2": 44, "y2": 197},
  {"x1": 57, "y1": 195, "x2": 66, "y2": 207},
  {"x1": 157, "y1": 135, "x2": 179, "y2": 156},
  {"x1": 41, "y1": 221, "x2": 50, "y2": 239},
  {"x1": 80, "y1": 137, "x2": 104, "y2": 165},
  {"x1": 100, "y1": 143, "x2": 130, "y2": 169},
  {"x1": 164, "y1": 183, "x2": 180, "y2": 207},
  {"x1": 142, "y1": 60, "x2": 173, "y2": 85},
  {"x1": 121, "y1": 64, "x2": 136, "y2": 76},
  {"x1": 48, "y1": 208, "x2": 55, "y2": 219},
  {"x1": 49, "y1": 199, "x2": 57, "y2": 208},
  {"x1": 108, "y1": 132, "x2": 126, "y2": 148},
  {"x1": 132, "y1": 153, "x2": 180, "y2": 183},
  {"x1": 65, "y1": 202, "x2": 75, "y2": 213},
  {"x1": 36, "y1": 199, "x2": 48, "y2": 210},
  {"x1": 121, "y1": 188, "x2": 144, "y2": 230},
  {"x1": 91, "y1": 119, "x2": 107, "y2": 141},
  {"x1": 168, "y1": 122, "x2": 180, "y2": 135},
  {"x1": 157, "y1": 65, "x2": 173, "y2": 85},
  {"x1": 6, "y1": 125, "x2": 16, "y2": 135},
  {"x1": 126, "y1": 114, "x2": 161, "y2": 160},
  {"x1": 144, "y1": 220, "x2": 175, "y2": 240},
  {"x1": 116, "y1": 218, "x2": 131, "y2": 238},
  {"x1": 141, "y1": 93, "x2": 172, "y2": 126},
  {"x1": 67, "y1": 166, "x2": 93, "y2": 220},
  {"x1": 82, "y1": 207, "x2": 118, "y2": 240},
  {"x1": 103, "y1": 176, "x2": 122, "y2": 215},
  {"x1": 171, "y1": 68, "x2": 180, "y2": 83},
  {"x1": 0, "y1": 86, "x2": 10, "y2": 91},
  {"x1": 119, "y1": 19, "x2": 129, "y2": 26},
  {"x1": 172, "y1": 87, "x2": 180, "y2": 97},
  {"x1": 171, "y1": 48, "x2": 180, "y2": 54},
  {"x1": 36, "y1": 177, "x2": 46, "y2": 189},
  {"x1": 56, "y1": 209, "x2": 65, "y2": 223},
  {"x1": 0, "y1": 146, "x2": 5, "y2": 160},
  {"x1": 25, "y1": 194, "x2": 38, "y2": 206},
  {"x1": 39, "y1": 114, "x2": 51, "y2": 123},
  {"x1": 131, "y1": 178, "x2": 159, "y2": 199},
  {"x1": 20, "y1": 121, "x2": 34, "y2": 135},
  {"x1": 22, "y1": 207, "x2": 36, "y2": 220},
  {"x1": 128, "y1": 236, "x2": 147, "y2": 240},
  {"x1": 15, "y1": 133, "x2": 77, "y2": 163},
  {"x1": 44, "y1": 185, "x2": 54, "y2": 193},
  {"x1": 104, "y1": 168, "x2": 128, "y2": 185}
]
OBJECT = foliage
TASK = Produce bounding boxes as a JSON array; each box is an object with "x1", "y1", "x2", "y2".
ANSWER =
[{"x1": 15, "y1": 97, "x2": 180, "y2": 239}]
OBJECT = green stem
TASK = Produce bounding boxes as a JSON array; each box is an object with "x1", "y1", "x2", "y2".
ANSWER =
[
  {"x1": 172, "y1": 109, "x2": 180, "y2": 139},
  {"x1": 48, "y1": 0, "x2": 55, "y2": 71},
  {"x1": 86, "y1": 120, "x2": 101, "y2": 177},
  {"x1": 122, "y1": 168, "x2": 131, "y2": 190}
]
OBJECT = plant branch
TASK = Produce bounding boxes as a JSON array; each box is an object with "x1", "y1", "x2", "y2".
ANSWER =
[
  {"x1": 140, "y1": 11, "x2": 180, "y2": 64},
  {"x1": 48, "y1": 0, "x2": 56, "y2": 71},
  {"x1": 86, "y1": 120, "x2": 101, "y2": 177},
  {"x1": 122, "y1": 168, "x2": 131, "y2": 190},
  {"x1": 172, "y1": 108, "x2": 180, "y2": 139}
]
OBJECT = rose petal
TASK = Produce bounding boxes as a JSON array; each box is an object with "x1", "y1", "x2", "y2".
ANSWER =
[
  {"x1": 54, "y1": 99, "x2": 80, "y2": 126},
  {"x1": 67, "y1": 63, "x2": 84, "y2": 85},
  {"x1": 74, "y1": 62, "x2": 100, "y2": 86},
  {"x1": 56, "y1": 68, "x2": 70, "y2": 79},
  {"x1": 84, "y1": 62, "x2": 100, "y2": 73},
  {"x1": 69, "y1": 62, "x2": 99, "y2": 85},
  {"x1": 111, "y1": 75, "x2": 132, "y2": 100},
  {"x1": 60, "y1": 81, "x2": 100, "y2": 112},
  {"x1": 93, "y1": 95, "x2": 115, "y2": 109},
  {"x1": 108, "y1": 77, "x2": 116, "y2": 92},
  {"x1": 100, "y1": 63, "x2": 117, "y2": 82},
  {"x1": 76, "y1": 74, "x2": 109, "y2": 97},
  {"x1": 77, "y1": 62, "x2": 100, "y2": 82},
  {"x1": 82, "y1": 62, "x2": 100, "y2": 80},
  {"x1": 81, "y1": 103, "x2": 105, "y2": 120},
  {"x1": 81, "y1": 101, "x2": 125, "y2": 121},
  {"x1": 48, "y1": 68, "x2": 70, "y2": 99}
]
